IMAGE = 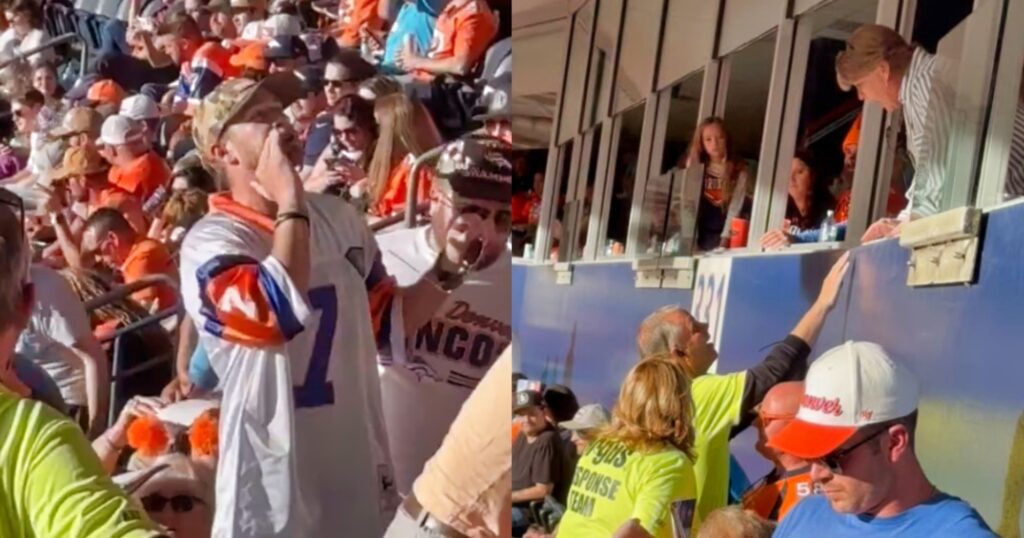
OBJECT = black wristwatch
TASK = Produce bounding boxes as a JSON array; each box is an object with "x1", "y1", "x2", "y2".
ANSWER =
[{"x1": 430, "y1": 255, "x2": 467, "y2": 292}]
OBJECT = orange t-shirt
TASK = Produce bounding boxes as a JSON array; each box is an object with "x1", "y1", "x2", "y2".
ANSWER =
[
  {"x1": 373, "y1": 154, "x2": 432, "y2": 218},
  {"x1": 120, "y1": 238, "x2": 178, "y2": 311},
  {"x1": 91, "y1": 188, "x2": 148, "y2": 235},
  {"x1": 108, "y1": 152, "x2": 171, "y2": 205},
  {"x1": 741, "y1": 467, "x2": 820, "y2": 522},
  {"x1": 843, "y1": 113, "x2": 862, "y2": 154},
  {"x1": 414, "y1": 0, "x2": 497, "y2": 80},
  {"x1": 511, "y1": 192, "x2": 540, "y2": 226},
  {"x1": 339, "y1": 0, "x2": 383, "y2": 47}
]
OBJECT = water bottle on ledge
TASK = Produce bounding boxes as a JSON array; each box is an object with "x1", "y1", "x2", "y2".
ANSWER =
[{"x1": 819, "y1": 210, "x2": 838, "y2": 242}]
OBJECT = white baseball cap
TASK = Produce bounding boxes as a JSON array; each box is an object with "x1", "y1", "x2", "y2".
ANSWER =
[
  {"x1": 768, "y1": 341, "x2": 920, "y2": 459},
  {"x1": 560, "y1": 404, "x2": 610, "y2": 431},
  {"x1": 120, "y1": 94, "x2": 160, "y2": 121},
  {"x1": 98, "y1": 114, "x2": 145, "y2": 146}
]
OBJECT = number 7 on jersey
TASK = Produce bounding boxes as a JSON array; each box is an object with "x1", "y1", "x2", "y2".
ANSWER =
[{"x1": 294, "y1": 285, "x2": 337, "y2": 408}]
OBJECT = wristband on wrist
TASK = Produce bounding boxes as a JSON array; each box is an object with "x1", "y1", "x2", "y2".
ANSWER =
[
  {"x1": 275, "y1": 211, "x2": 310, "y2": 228},
  {"x1": 430, "y1": 255, "x2": 467, "y2": 292}
]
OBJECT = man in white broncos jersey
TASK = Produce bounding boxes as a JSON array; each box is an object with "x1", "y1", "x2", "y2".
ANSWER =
[
  {"x1": 178, "y1": 73, "x2": 486, "y2": 538},
  {"x1": 377, "y1": 135, "x2": 512, "y2": 493}
]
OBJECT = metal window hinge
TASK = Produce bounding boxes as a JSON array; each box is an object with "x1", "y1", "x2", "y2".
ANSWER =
[
  {"x1": 898, "y1": 207, "x2": 983, "y2": 287},
  {"x1": 658, "y1": 256, "x2": 696, "y2": 289},
  {"x1": 554, "y1": 262, "x2": 574, "y2": 285},
  {"x1": 631, "y1": 257, "x2": 696, "y2": 289},
  {"x1": 632, "y1": 258, "x2": 663, "y2": 289}
]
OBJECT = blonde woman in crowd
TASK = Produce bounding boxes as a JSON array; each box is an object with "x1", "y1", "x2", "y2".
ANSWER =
[
  {"x1": 365, "y1": 92, "x2": 441, "y2": 218},
  {"x1": 557, "y1": 356, "x2": 699, "y2": 538},
  {"x1": 697, "y1": 506, "x2": 775, "y2": 538}
]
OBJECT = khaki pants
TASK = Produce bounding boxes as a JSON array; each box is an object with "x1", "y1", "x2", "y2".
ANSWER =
[{"x1": 383, "y1": 504, "x2": 449, "y2": 538}]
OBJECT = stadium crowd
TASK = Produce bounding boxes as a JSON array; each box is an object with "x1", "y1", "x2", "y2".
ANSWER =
[
  {"x1": 0, "y1": 0, "x2": 512, "y2": 536},
  {"x1": 512, "y1": 253, "x2": 999, "y2": 537}
]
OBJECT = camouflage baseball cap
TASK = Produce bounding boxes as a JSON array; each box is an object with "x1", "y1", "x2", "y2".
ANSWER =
[
  {"x1": 435, "y1": 135, "x2": 512, "y2": 203},
  {"x1": 192, "y1": 72, "x2": 304, "y2": 162}
]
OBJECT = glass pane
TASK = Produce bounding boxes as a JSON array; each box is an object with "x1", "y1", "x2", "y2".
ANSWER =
[
  {"x1": 550, "y1": 141, "x2": 575, "y2": 261},
  {"x1": 572, "y1": 125, "x2": 604, "y2": 261},
  {"x1": 682, "y1": 32, "x2": 777, "y2": 253},
  {"x1": 660, "y1": 71, "x2": 704, "y2": 175},
  {"x1": 602, "y1": 105, "x2": 645, "y2": 256},
  {"x1": 657, "y1": 0, "x2": 717, "y2": 89},
  {"x1": 771, "y1": 0, "x2": 878, "y2": 247},
  {"x1": 642, "y1": 71, "x2": 702, "y2": 258},
  {"x1": 584, "y1": 0, "x2": 623, "y2": 126},
  {"x1": 557, "y1": 2, "x2": 597, "y2": 144},
  {"x1": 927, "y1": 0, "x2": 1002, "y2": 213},
  {"x1": 511, "y1": 150, "x2": 549, "y2": 257},
  {"x1": 613, "y1": 0, "x2": 663, "y2": 113}
]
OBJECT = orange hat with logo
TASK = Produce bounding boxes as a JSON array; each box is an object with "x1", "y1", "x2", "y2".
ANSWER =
[
  {"x1": 229, "y1": 41, "x2": 268, "y2": 72},
  {"x1": 88, "y1": 79, "x2": 127, "y2": 107}
]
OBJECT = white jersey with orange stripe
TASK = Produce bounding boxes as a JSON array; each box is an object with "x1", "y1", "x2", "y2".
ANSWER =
[{"x1": 179, "y1": 193, "x2": 400, "y2": 538}]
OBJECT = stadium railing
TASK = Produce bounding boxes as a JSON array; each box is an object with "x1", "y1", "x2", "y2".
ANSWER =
[{"x1": 84, "y1": 274, "x2": 183, "y2": 427}]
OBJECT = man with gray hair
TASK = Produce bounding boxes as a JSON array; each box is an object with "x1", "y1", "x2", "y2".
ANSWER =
[
  {"x1": 835, "y1": 24, "x2": 954, "y2": 241},
  {"x1": 0, "y1": 188, "x2": 167, "y2": 537},
  {"x1": 635, "y1": 253, "x2": 851, "y2": 525}
]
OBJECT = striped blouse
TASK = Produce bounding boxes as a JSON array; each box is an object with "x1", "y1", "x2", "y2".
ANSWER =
[
  {"x1": 1005, "y1": 102, "x2": 1024, "y2": 200},
  {"x1": 897, "y1": 48, "x2": 955, "y2": 219}
]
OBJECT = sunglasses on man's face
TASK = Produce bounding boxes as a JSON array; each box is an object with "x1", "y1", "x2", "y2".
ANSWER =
[
  {"x1": 141, "y1": 493, "x2": 206, "y2": 513},
  {"x1": 814, "y1": 426, "x2": 888, "y2": 475}
]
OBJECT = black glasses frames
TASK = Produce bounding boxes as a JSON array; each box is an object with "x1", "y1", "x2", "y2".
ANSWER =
[
  {"x1": 141, "y1": 493, "x2": 206, "y2": 513},
  {"x1": 819, "y1": 425, "x2": 890, "y2": 474}
]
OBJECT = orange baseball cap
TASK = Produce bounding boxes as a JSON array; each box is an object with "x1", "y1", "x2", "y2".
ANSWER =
[
  {"x1": 87, "y1": 79, "x2": 127, "y2": 106},
  {"x1": 229, "y1": 42, "x2": 267, "y2": 72}
]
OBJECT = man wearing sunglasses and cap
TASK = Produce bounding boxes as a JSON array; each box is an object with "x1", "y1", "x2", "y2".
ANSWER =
[
  {"x1": 377, "y1": 135, "x2": 512, "y2": 495},
  {"x1": 0, "y1": 189, "x2": 168, "y2": 537},
  {"x1": 179, "y1": 71, "x2": 486, "y2": 537},
  {"x1": 836, "y1": 24, "x2": 954, "y2": 242},
  {"x1": 770, "y1": 341, "x2": 995, "y2": 537},
  {"x1": 741, "y1": 381, "x2": 818, "y2": 522}
]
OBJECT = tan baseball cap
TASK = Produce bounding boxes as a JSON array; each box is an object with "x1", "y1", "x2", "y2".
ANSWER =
[
  {"x1": 49, "y1": 107, "x2": 103, "y2": 139},
  {"x1": 192, "y1": 71, "x2": 304, "y2": 161},
  {"x1": 835, "y1": 24, "x2": 910, "y2": 91},
  {"x1": 51, "y1": 145, "x2": 111, "y2": 181}
]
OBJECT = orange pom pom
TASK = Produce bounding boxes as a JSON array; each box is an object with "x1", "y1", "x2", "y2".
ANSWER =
[
  {"x1": 126, "y1": 415, "x2": 170, "y2": 458},
  {"x1": 189, "y1": 410, "x2": 219, "y2": 458}
]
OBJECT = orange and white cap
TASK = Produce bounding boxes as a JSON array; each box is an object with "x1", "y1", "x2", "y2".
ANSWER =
[{"x1": 768, "y1": 341, "x2": 919, "y2": 460}]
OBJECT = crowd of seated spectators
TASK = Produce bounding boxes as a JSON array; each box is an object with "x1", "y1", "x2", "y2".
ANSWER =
[{"x1": 0, "y1": 0, "x2": 510, "y2": 535}]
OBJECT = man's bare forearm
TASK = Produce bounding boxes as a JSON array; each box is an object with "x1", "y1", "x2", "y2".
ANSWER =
[
  {"x1": 511, "y1": 484, "x2": 551, "y2": 504},
  {"x1": 76, "y1": 338, "x2": 109, "y2": 438},
  {"x1": 270, "y1": 197, "x2": 311, "y2": 294}
]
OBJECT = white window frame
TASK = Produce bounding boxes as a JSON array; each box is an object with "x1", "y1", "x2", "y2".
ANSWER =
[{"x1": 975, "y1": 0, "x2": 1024, "y2": 207}]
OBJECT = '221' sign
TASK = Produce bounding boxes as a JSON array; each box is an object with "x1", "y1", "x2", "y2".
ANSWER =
[{"x1": 690, "y1": 258, "x2": 733, "y2": 358}]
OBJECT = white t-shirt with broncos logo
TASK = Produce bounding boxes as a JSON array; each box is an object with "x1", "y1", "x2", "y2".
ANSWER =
[
  {"x1": 376, "y1": 225, "x2": 511, "y2": 493},
  {"x1": 179, "y1": 193, "x2": 399, "y2": 538}
]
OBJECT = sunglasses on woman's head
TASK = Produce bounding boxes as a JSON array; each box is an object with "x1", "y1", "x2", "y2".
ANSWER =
[{"x1": 141, "y1": 493, "x2": 205, "y2": 513}]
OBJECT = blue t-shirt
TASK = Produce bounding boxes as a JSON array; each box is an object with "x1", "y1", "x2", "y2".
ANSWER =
[
  {"x1": 381, "y1": 0, "x2": 440, "y2": 74},
  {"x1": 774, "y1": 493, "x2": 996, "y2": 537}
]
